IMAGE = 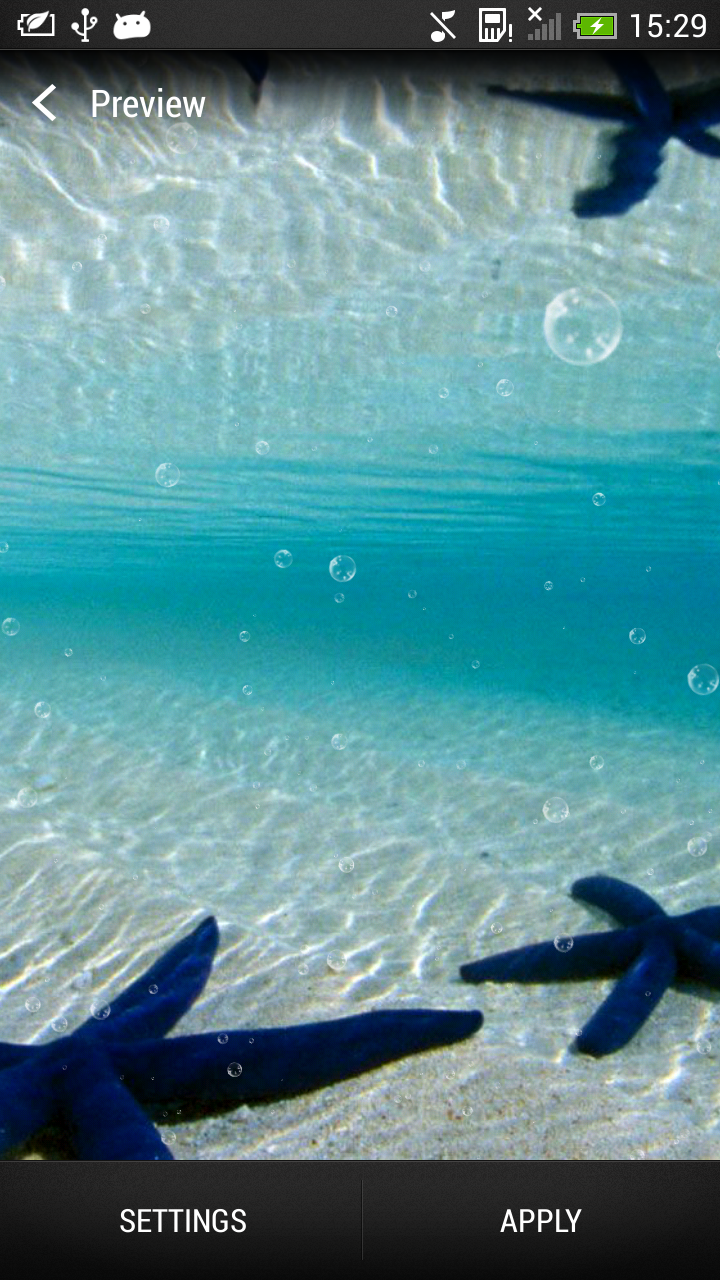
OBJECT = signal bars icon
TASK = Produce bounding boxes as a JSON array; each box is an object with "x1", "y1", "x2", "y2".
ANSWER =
[{"x1": 431, "y1": 10, "x2": 456, "y2": 40}]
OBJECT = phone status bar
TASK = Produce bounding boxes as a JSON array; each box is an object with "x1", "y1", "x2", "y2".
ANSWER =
[{"x1": 0, "y1": 3, "x2": 719, "y2": 51}]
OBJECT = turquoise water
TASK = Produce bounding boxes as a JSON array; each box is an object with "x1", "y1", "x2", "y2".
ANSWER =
[{"x1": 1, "y1": 54, "x2": 720, "y2": 1158}]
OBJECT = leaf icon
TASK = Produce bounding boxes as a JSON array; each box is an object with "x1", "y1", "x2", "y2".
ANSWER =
[{"x1": 26, "y1": 12, "x2": 49, "y2": 29}]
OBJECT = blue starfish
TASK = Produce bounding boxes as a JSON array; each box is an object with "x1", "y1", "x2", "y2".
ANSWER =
[
  {"x1": 460, "y1": 874, "x2": 720, "y2": 1057},
  {"x1": 487, "y1": 54, "x2": 720, "y2": 216},
  {"x1": 236, "y1": 55, "x2": 269, "y2": 105},
  {"x1": 0, "y1": 916, "x2": 482, "y2": 1159}
]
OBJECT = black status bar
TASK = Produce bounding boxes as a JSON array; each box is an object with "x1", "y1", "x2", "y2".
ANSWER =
[{"x1": 2, "y1": 2, "x2": 720, "y2": 51}]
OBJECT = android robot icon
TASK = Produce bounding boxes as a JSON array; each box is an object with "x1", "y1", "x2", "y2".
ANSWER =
[{"x1": 113, "y1": 11, "x2": 151, "y2": 38}]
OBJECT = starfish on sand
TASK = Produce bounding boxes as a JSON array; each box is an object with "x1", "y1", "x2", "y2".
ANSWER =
[
  {"x1": 0, "y1": 916, "x2": 481, "y2": 1159},
  {"x1": 460, "y1": 874, "x2": 720, "y2": 1056},
  {"x1": 487, "y1": 54, "x2": 720, "y2": 216}
]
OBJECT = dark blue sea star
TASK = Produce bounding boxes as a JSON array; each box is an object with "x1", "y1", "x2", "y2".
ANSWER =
[
  {"x1": 487, "y1": 54, "x2": 720, "y2": 216},
  {"x1": 460, "y1": 874, "x2": 720, "y2": 1056},
  {"x1": 0, "y1": 916, "x2": 481, "y2": 1159},
  {"x1": 237, "y1": 55, "x2": 269, "y2": 104}
]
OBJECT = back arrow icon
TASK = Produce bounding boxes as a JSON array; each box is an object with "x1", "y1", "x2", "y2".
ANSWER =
[{"x1": 32, "y1": 84, "x2": 56, "y2": 121}]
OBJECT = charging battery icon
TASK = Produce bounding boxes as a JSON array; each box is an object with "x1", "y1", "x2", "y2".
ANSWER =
[{"x1": 574, "y1": 13, "x2": 617, "y2": 38}]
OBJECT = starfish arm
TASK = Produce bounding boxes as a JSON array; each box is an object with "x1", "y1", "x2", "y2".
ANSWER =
[
  {"x1": 236, "y1": 54, "x2": 269, "y2": 105},
  {"x1": 681, "y1": 906, "x2": 720, "y2": 943},
  {"x1": 460, "y1": 927, "x2": 643, "y2": 984},
  {"x1": 571, "y1": 875, "x2": 665, "y2": 925},
  {"x1": 675, "y1": 924, "x2": 720, "y2": 986},
  {"x1": 0, "y1": 1042, "x2": 35, "y2": 1071},
  {"x1": 112, "y1": 1008, "x2": 483, "y2": 1107},
  {"x1": 573, "y1": 125, "x2": 667, "y2": 218},
  {"x1": 486, "y1": 85, "x2": 636, "y2": 124},
  {"x1": 673, "y1": 85, "x2": 720, "y2": 130},
  {"x1": 0, "y1": 1055, "x2": 56, "y2": 1155},
  {"x1": 74, "y1": 916, "x2": 219, "y2": 1045},
  {"x1": 575, "y1": 934, "x2": 677, "y2": 1056},
  {"x1": 604, "y1": 54, "x2": 673, "y2": 128},
  {"x1": 59, "y1": 1044, "x2": 174, "y2": 1159},
  {"x1": 677, "y1": 129, "x2": 720, "y2": 158}
]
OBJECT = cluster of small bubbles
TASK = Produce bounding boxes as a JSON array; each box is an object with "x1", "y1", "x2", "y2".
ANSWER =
[
  {"x1": 90, "y1": 1002, "x2": 111, "y2": 1021},
  {"x1": 629, "y1": 627, "x2": 646, "y2": 645},
  {"x1": 34, "y1": 702, "x2": 51, "y2": 719},
  {"x1": 490, "y1": 923, "x2": 503, "y2": 935},
  {"x1": 167, "y1": 122, "x2": 198, "y2": 154},
  {"x1": 0, "y1": 542, "x2": 8, "y2": 553},
  {"x1": 148, "y1": 983, "x2": 158, "y2": 996},
  {"x1": 25, "y1": 996, "x2": 41, "y2": 1013},
  {"x1": 496, "y1": 379, "x2": 514, "y2": 397},
  {"x1": 327, "y1": 950, "x2": 347, "y2": 972},
  {"x1": 590, "y1": 754, "x2": 604, "y2": 770},
  {"x1": 438, "y1": 388, "x2": 449, "y2": 399},
  {"x1": 17, "y1": 787, "x2": 37, "y2": 808},
  {"x1": 338, "y1": 858, "x2": 354, "y2": 873},
  {"x1": 543, "y1": 286, "x2": 622, "y2": 365},
  {"x1": 543, "y1": 581, "x2": 553, "y2": 592},
  {"x1": 329, "y1": 554, "x2": 356, "y2": 582},
  {"x1": 543, "y1": 796, "x2": 569, "y2": 823},
  {"x1": 2, "y1": 618, "x2": 19, "y2": 635},
  {"x1": 428, "y1": 444, "x2": 439, "y2": 454},
  {"x1": 153, "y1": 216, "x2": 169, "y2": 231},
  {"x1": 72, "y1": 262, "x2": 83, "y2": 272},
  {"x1": 408, "y1": 589, "x2": 417, "y2": 599},
  {"x1": 217, "y1": 1033, "x2": 229, "y2": 1045},
  {"x1": 227, "y1": 1062, "x2": 243, "y2": 1077},
  {"x1": 456, "y1": 760, "x2": 466, "y2": 770},
  {"x1": 688, "y1": 836, "x2": 708, "y2": 857},
  {"x1": 298, "y1": 962, "x2": 309, "y2": 975},
  {"x1": 51, "y1": 1016, "x2": 68, "y2": 1033},
  {"x1": 242, "y1": 685, "x2": 252, "y2": 696},
  {"x1": 238, "y1": 630, "x2": 250, "y2": 643},
  {"x1": 334, "y1": 592, "x2": 345, "y2": 603},
  {"x1": 553, "y1": 936, "x2": 574, "y2": 953},
  {"x1": 155, "y1": 462, "x2": 179, "y2": 488},
  {"x1": 255, "y1": 440, "x2": 270, "y2": 455},
  {"x1": 471, "y1": 659, "x2": 480, "y2": 669},
  {"x1": 386, "y1": 305, "x2": 398, "y2": 317},
  {"x1": 274, "y1": 548, "x2": 293, "y2": 568},
  {"x1": 331, "y1": 733, "x2": 347, "y2": 750},
  {"x1": 592, "y1": 492, "x2": 606, "y2": 507},
  {"x1": 688, "y1": 664, "x2": 719, "y2": 696}
]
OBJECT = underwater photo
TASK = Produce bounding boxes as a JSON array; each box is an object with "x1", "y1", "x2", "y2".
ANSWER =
[{"x1": 0, "y1": 50, "x2": 719, "y2": 1161}]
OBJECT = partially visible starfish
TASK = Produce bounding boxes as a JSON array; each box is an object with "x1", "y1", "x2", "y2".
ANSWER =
[
  {"x1": 460, "y1": 874, "x2": 720, "y2": 1057},
  {"x1": 0, "y1": 916, "x2": 481, "y2": 1159},
  {"x1": 487, "y1": 54, "x2": 720, "y2": 216},
  {"x1": 236, "y1": 54, "x2": 269, "y2": 105}
]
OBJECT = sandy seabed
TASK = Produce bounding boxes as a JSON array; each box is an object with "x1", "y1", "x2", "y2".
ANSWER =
[{"x1": 0, "y1": 625, "x2": 718, "y2": 1163}]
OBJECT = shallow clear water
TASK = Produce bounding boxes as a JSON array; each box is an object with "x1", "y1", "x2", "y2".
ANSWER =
[{"x1": 1, "y1": 53, "x2": 720, "y2": 1159}]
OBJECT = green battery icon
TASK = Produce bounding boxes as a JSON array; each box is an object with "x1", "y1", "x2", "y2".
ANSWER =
[{"x1": 574, "y1": 13, "x2": 617, "y2": 38}]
